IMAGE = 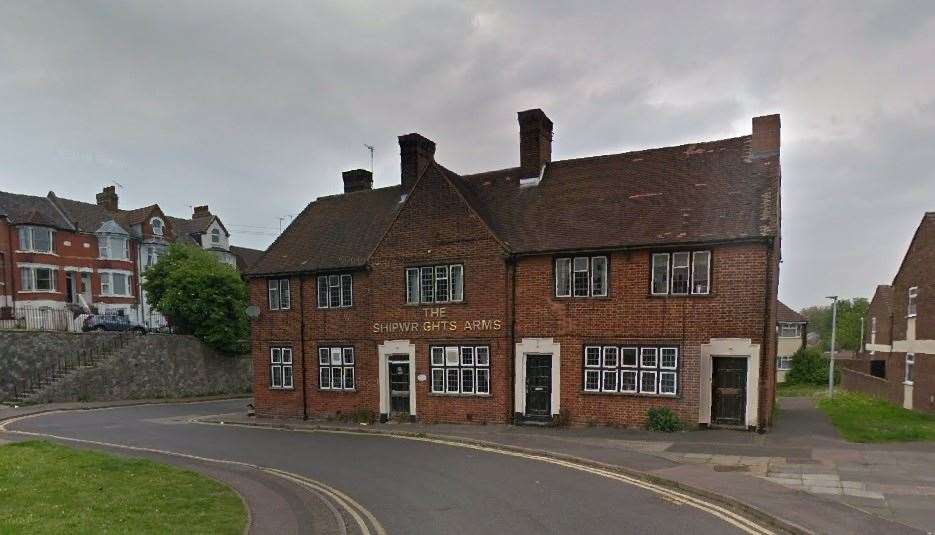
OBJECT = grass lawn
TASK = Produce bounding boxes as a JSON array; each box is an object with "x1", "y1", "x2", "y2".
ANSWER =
[
  {"x1": 0, "y1": 441, "x2": 246, "y2": 534},
  {"x1": 777, "y1": 382, "x2": 828, "y2": 398},
  {"x1": 818, "y1": 390, "x2": 935, "y2": 443}
]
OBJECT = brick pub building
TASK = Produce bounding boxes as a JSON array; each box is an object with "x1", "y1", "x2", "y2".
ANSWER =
[{"x1": 247, "y1": 109, "x2": 782, "y2": 430}]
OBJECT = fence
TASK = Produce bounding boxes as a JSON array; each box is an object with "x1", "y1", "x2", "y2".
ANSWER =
[{"x1": 0, "y1": 306, "x2": 82, "y2": 333}]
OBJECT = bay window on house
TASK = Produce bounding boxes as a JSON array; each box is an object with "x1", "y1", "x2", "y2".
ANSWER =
[
  {"x1": 584, "y1": 345, "x2": 678, "y2": 395},
  {"x1": 651, "y1": 251, "x2": 710, "y2": 295},
  {"x1": 268, "y1": 278, "x2": 291, "y2": 310},
  {"x1": 270, "y1": 347, "x2": 294, "y2": 389},
  {"x1": 100, "y1": 271, "x2": 132, "y2": 296},
  {"x1": 319, "y1": 347, "x2": 355, "y2": 390},
  {"x1": 907, "y1": 286, "x2": 918, "y2": 317},
  {"x1": 406, "y1": 264, "x2": 464, "y2": 304},
  {"x1": 430, "y1": 345, "x2": 490, "y2": 395},
  {"x1": 98, "y1": 235, "x2": 129, "y2": 260},
  {"x1": 17, "y1": 226, "x2": 54, "y2": 253},
  {"x1": 20, "y1": 266, "x2": 57, "y2": 292},
  {"x1": 555, "y1": 256, "x2": 608, "y2": 297},
  {"x1": 317, "y1": 274, "x2": 352, "y2": 308}
]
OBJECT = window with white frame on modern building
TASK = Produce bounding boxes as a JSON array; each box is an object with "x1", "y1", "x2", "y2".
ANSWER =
[
  {"x1": 430, "y1": 345, "x2": 490, "y2": 395},
  {"x1": 779, "y1": 323, "x2": 801, "y2": 337},
  {"x1": 150, "y1": 217, "x2": 164, "y2": 236},
  {"x1": 270, "y1": 347, "x2": 294, "y2": 389},
  {"x1": 907, "y1": 287, "x2": 918, "y2": 317},
  {"x1": 19, "y1": 266, "x2": 57, "y2": 292},
  {"x1": 406, "y1": 264, "x2": 464, "y2": 304},
  {"x1": 555, "y1": 256, "x2": 608, "y2": 297},
  {"x1": 777, "y1": 355, "x2": 793, "y2": 370},
  {"x1": 318, "y1": 347, "x2": 355, "y2": 390},
  {"x1": 583, "y1": 345, "x2": 678, "y2": 395},
  {"x1": 905, "y1": 353, "x2": 915, "y2": 384},
  {"x1": 17, "y1": 226, "x2": 54, "y2": 253},
  {"x1": 98, "y1": 235, "x2": 129, "y2": 260},
  {"x1": 651, "y1": 251, "x2": 710, "y2": 295},
  {"x1": 317, "y1": 274, "x2": 352, "y2": 308},
  {"x1": 100, "y1": 272, "x2": 132, "y2": 296},
  {"x1": 268, "y1": 278, "x2": 291, "y2": 310}
]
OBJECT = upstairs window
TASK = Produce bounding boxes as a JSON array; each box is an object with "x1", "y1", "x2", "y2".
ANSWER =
[
  {"x1": 17, "y1": 226, "x2": 54, "y2": 253},
  {"x1": 318, "y1": 274, "x2": 352, "y2": 308},
  {"x1": 268, "y1": 278, "x2": 290, "y2": 310},
  {"x1": 779, "y1": 323, "x2": 801, "y2": 337},
  {"x1": 907, "y1": 287, "x2": 918, "y2": 317},
  {"x1": 651, "y1": 251, "x2": 710, "y2": 296},
  {"x1": 406, "y1": 264, "x2": 464, "y2": 304},
  {"x1": 555, "y1": 256, "x2": 608, "y2": 297},
  {"x1": 211, "y1": 228, "x2": 221, "y2": 244},
  {"x1": 150, "y1": 217, "x2": 164, "y2": 236},
  {"x1": 98, "y1": 236, "x2": 129, "y2": 260},
  {"x1": 871, "y1": 316, "x2": 877, "y2": 334}
]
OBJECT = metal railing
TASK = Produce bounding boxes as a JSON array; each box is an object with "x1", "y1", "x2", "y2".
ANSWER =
[{"x1": 0, "y1": 306, "x2": 82, "y2": 333}]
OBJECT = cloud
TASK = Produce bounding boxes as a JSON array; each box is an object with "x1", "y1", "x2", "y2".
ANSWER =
[{"x1": 0, "y1": 1, "x2": 933, "y2": 309}]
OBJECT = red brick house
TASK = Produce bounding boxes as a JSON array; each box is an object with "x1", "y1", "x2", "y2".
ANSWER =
[
  {"x1": 848, "y1": 213, "x2": 934, "y2": 412},
  {"x1": 247, "y1": 109, "x2": 782, "y2": 430}
]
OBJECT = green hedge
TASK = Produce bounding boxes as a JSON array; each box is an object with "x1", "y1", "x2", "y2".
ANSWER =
[{"x1": 786, "y1": 346, "x2": 840, "y2": 385}]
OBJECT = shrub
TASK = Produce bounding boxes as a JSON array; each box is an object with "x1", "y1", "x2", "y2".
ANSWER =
[
  {"x1": 647, "y1": 407, "x2": 683, "y2": 432},
  {"x1": 786, "y1": 347, "x2": 841, "y2": 385}
]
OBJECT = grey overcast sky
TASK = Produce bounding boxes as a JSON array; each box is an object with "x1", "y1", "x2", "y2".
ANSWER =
[{"x1": 1, "y1": 1, "x2": 933, "y2": 310}]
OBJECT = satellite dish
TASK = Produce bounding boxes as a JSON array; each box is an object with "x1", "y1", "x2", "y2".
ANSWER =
[{"x1": 245, "y1": 305, "x2": 260, "y2": 320}]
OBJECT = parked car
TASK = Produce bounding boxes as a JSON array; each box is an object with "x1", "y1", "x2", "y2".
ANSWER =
[{"x1": 82, "y1": 314, "x2": 147, "y2": 334}]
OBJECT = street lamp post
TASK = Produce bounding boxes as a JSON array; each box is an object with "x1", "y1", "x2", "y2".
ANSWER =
[{"x1": 826, "y1": 295, "x2": 839, "y2": 399}]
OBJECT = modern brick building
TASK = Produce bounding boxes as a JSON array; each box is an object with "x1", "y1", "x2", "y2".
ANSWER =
[
  {"x1": 847, "y1": 213, "x2": 934, "y2": 412},
  {"x1": 775, "y1": 301, "x2": 807, "y2": 383},
  {"x1": 247, "y1": 109, "x2": 782, "y2": 430}
]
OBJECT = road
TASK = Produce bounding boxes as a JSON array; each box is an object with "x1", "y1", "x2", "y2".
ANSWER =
[{"x1": 2, "y1": 400, "x2": 770, "y2": 535}]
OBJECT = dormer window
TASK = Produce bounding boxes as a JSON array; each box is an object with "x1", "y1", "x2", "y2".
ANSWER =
[
  {"x1": 211, "y1": 228, "x2": 220, "y2": 244},
  {"x1": 150, "y1": 217, "x2": 164, "y2": 236},
  {"x1": 17, "y1": 226, "x2": 54, "y2": 253}
]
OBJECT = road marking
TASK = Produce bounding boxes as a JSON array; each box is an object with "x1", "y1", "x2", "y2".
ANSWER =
[{"x1": 0, "y1": 412, "x2": 385, "y2": 535}]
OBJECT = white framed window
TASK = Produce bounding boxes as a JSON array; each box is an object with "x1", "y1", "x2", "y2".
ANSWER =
[
  {"x1": 584, "y1": 346, "x2": 601, "y2": 368},
  {"x1": 640, "y1": 370, "x2": 658, "y2": 394},
  {"x1": 905, "y1": 353, "x2": 914, "y2": 384},
  {"x1": 268, "y1": 278, "x2": 290, "y2": 310},
  {"x1": 270, "y1": 347, "x2": 294, "y2": 389},
  {"x1": 620, "y1": 370, "x2": 638, "y2": 393},
  {"x1": 431, "y1": 345, "x2": 490, "y2": 395},
  {"x1": 406, "y1": 264, "x2": 464, "y2": 304},
  {"x1": 100, "y1": 272, "x2": 132, "y2": 296},
  {"x1": 150, "y1": 217, "x2": 164, "y2": 236},
  {"x1": 17, "y1": 226, "x2": 54, "y2": 253},
  {"x1": 779, "y1": 323, "x2": 801, "y2": 337},
  {"x1": 602, "y1": 346, "x2": 618, "y2": 368},
  {"x1": 555, "y1": 255, "x2": 608, "y2": 298},
  {"x1": 318, "y1": 346, "x2": 355, "y2": 390},
  {"x1": 652, "y1": 251, "x2": 711, "y2": 296},
  {"x1": 584, "y1": 369, "x2": 600, "y2": 392},
  {"x1": 582, "y1": 345, "x2": 677, "y2": 396},
  {"x1": 777, "y1": 355, "x2": 793, "y2": 370},
  {"x1": 871, "y1": 316, "x2": 877, "y2": 334},
  {"x1": 98, "y1": 236, "x2": 129, "y2": 260},
  {"x1": 659, "y1": 371, "x2": 677, "y2": 395},
  {"x1": 317, "y1": 274, "x2": 352, "y2": 308},
  {"x1": 211, "y1": 228, "x2": 220, "y2": 244},
  {"x1": 907, "y1": 287, "x2": 918, "y2": 317},
  {"x1": 602, "y1": 369, "x2": 618, "y2": 392},
  {"x1": 19, "y1": 266, "x2": 57, "y2": 292}
]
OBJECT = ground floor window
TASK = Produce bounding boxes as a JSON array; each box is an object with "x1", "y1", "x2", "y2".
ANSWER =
[
  {"x1": 905, "y1": 353, "x2": 914, "y2": 384},
  {"x1": 776, "y1": 355, "x2": 793, "y2": 370},
  {"x1": 270, "y1": 347, "x2": 293, "y2": 389},
  {"x1": 430, "y1": 345, "x2": 490, "y2": 395},
  {"x1": 319, "y1": 347, "x2": 355, "y2": 390},
  {"x1": 583, "y1": 345, "x2": 678, "y2": 396}
]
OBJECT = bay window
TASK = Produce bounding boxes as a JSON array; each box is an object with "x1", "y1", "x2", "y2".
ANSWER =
[
  {"x1": 651, "y1": 251, "x2": 710, "y2": 295},
  {"x1": 555, "y1": 256, "x2": 608, "y2": 297},
  {"x1": 406, "y1": 264, "x2": 464, "y2": 304},
  {"x1": 98, "y1": 236, "x2": 129, "y2": 260},
  {"x1": 17, "y1": 226, "x2": 54, "y2": 253}
]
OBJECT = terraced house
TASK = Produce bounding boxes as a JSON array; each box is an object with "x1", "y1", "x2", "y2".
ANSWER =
[{"x1": 248, "y1": 109, "x2": 782, "y2": 430}]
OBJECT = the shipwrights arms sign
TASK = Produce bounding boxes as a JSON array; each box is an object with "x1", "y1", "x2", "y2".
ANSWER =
[{"x1": 372, "y1": 307, "x2": 503, "y2": 334}]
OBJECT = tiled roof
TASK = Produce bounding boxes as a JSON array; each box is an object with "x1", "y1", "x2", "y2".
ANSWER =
[
  {"x1": 776, "y1": 301, "x2": 807, "y2": 324},
  {"x1": 52, "y1": 196, "x2": 118, "y2": 232},
  {"x1": 165, "y1": 216, "x2": 202, "y2": 245},
  {"x1": 230, "y1": 245, "x2": 265, "y2": 272},
  {"x1": 249, "y1": 132, "x2": 779, "y2": 276},
  {"x1": 248, "y1": 185, "x2": 404, "y2": 275},
  {"x1": 0, "y1": 191, "x2": 71, "y2": 229}
]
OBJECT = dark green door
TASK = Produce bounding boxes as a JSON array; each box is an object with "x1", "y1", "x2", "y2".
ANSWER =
[
  {"x1": 525, "y1": 355, "x2": 551, "y2": 419},
  {"x1": 713, "y1": 357, "x2": 747, "y2": 426}
]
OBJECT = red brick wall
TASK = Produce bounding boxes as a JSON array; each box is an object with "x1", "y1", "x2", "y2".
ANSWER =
[
  {"x1": 841, "y1": 368, "x2": 902, "y2": 406},
  {"x1": 866, "y1": 288, "x2": 893, "y2": 348},
  {"x1": 0, "y1": 219, "x2": 11, "y2": 304},
  {"x1": 893, "y1": 216, "x2": 934, "y2": 342}
]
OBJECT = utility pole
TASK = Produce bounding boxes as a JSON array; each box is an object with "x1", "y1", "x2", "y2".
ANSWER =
[{"x1": 826, "y1": 295, "x2": 839, "y2": 399}]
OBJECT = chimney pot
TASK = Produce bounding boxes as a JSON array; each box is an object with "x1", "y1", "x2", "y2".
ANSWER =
[
  {"x1": 518, "y1": 109, "x2": 553, "y2": 176},
  {"x1": 342, "y1": 169, "x2": 373, "y2": 193},
  {"x1": 95, "y1": 185, "x2": 119, "y2": 212},
  {"x1": 751, "y1": 114, "x2": 780, "y2": 158},
  {"x1": 398, "y1": 133, "x2": 436, "y2": 192}
]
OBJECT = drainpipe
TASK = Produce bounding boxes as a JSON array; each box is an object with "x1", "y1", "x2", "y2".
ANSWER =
[{"x1": 299, "y1": 273, "x2": 308, "y2": 420}]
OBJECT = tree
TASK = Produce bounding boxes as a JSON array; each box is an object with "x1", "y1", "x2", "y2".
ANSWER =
[
  {"x1": 800, "y1": 297, "x2": 870, "y2": 351},
  {"x1": 143, "y1": 244, "x2": 250, "y2": 354}
]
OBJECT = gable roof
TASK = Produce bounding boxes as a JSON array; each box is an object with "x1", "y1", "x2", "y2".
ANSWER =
[
  {"x1": 248, "y1": 131, "x2": 779, "y2": 276},
  {"x1": 52, "y1": 195, "x2": 118, "y2": 231},
  {"x1": 230, "y1": 245, "x2": 265, "y2": 272},
  {"x1": 776, "y1": 301, "x2": 807, "y2": 324},
  {"x1": 892, "y1": 212, "x2": 935, "y2": 285},
  {"x1": 870, "y1": 284, "x2": 893, "y2": 315},
  {"x1": 0, "y1": 191, "x2": 72, "y2": 229}
]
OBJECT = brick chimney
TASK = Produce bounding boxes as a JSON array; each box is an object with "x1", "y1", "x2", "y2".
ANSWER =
[
  {"x1": 192, "y1": 205, "x2": 211, "y2": 218},
  {"x1": 342, "y1": 169, "x2": 373, "y2": 193},
  {"x1": 399, "y1": 133, "x2": 436, "y2": 192},
  {"x1": 96, "y1": 186, "x2": 118, "y2": 212},
  {"x1": 518, "y1": 109, "x2": 553, "y2": 176},
  {"x1": 751, "y1": 114, "x2": 780, "y2": 158}
]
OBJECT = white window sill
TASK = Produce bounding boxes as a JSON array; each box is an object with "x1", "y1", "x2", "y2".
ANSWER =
[
  {"x1": 17, "y1": 290, "x2": 60, "y2": 294},
  {"x1": 270, "y1": 386, "x2": 295, "y2": 391},
  {"x1": 903, "y1": 381, "x2": 914, "y2": 386},
  {"x1": 99, "y1": 294, "x2": 134, "y2": 298},
  {"x1": 97, "y1": 258, "x2": 132, "y2": 262},
  {"x1": 15, "y1": 250, "x2": 57, "y2": 255}
]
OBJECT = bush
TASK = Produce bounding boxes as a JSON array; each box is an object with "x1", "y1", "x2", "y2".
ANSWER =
[
  {"x1": 786, "y1": 347, "x2": 841, "y2": 385},
  {"x1": 647, "y1": 407, "x2": 683, "y2": 432}
]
